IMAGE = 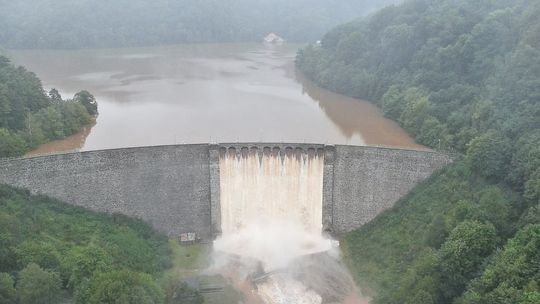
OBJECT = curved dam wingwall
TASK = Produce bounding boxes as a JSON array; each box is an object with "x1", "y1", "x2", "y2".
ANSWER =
[{"x1": 0, "y1": 144, "x2": 451, "y2": 238}]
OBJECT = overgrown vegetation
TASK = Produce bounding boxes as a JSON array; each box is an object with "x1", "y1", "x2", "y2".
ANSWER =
[
  {"x1": 0, "y1": 184, "x2": 176, "y2": 303},
  {"x1": 297, "y1": 0, "x2": 540, "y2": 303},
  {"x1": 0, "y1": 0, "x2": 400, "y2": 49},
  {"x1": 0, "y1": 56, "x2": 96, "y2": 157}
]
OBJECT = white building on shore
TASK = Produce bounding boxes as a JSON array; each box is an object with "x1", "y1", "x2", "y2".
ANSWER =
[{"x1": 263, "y1": 33, "x2": 285, "y2": 44}]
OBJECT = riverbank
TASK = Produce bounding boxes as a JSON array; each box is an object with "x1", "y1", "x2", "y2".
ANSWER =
[{"x1": 26, "y1": 120, "x2": 96, "y2": 157}]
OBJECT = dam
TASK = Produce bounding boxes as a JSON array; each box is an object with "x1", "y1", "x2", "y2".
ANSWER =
[{"x1": 0, "y1": 144, "x2": 451, "y2": 238}]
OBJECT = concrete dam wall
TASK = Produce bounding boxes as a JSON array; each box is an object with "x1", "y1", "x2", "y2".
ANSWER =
[{"x1": 0, "y1": 144, "x2": 451, "y2": 238}]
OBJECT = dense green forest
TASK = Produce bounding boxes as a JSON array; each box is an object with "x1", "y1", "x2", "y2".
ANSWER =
[
  {"x1": 0, "y1": 0, "x2": 400, "y2": 49},
  {"x1": 297, "y1": 0, "x2": 540, "y2": 303},
  {"x1": 0, "y1": 185, "x2": 178, "y2": 303},
  {"x1": 0, "y1": 56, "x2": 96, "y2": 157}
]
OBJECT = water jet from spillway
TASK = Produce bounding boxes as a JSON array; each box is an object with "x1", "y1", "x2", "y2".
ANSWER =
[{"x1": 219, "y1": 147, "x2": 325, "y2": 235}]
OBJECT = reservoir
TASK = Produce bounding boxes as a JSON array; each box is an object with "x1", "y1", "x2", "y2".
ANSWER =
[{"x1": 10, "y1": 43, "x2": 424, "y2": 154}]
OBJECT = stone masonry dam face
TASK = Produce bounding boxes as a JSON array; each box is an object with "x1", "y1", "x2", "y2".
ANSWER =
[{"x1": 0, "y1": 144, "x2": 452, "y2": 238}]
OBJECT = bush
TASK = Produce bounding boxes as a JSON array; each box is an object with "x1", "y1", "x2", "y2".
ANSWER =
[
  {"x1": 76, "y1": 270, "x2": 164, "y2": 304},
  {"x1": 0, "y1": 185, "x2": 172, "y2": 302},
  {"x1": 0, "y1": 273, "x2": 16, "y2": 304}
]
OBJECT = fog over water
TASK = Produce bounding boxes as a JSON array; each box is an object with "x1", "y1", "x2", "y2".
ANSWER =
[{"x1": 9, "y1": 43, "x2": 424, "y2": 154}]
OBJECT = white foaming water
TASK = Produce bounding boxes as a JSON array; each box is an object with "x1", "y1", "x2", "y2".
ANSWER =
[
  {"x1": 219, "y1": 149, "x2": 325, "y2": 235},
  {"x1": 214, "y1": 218, "x2": 333, "y2": 271},
  {"x1": 213, "y1": 148, "x2": 332, "y2": 303},
  {"x1": 258, "y1": 275, "x2": 323, "y2": 304}
]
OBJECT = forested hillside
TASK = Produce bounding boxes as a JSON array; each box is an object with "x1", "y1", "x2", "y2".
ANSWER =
[
  {"x1": 297, "y1": 0, "x2": 540, "y2": 303},
  {"x1": 0, "y1": 0, "x2": 400, "y2": 49},
  {"x1": 0, "y1": 56, "x2": 96, "y2": 157},
  {"x1": 0, "y1": 185, "x2": 174, "y2": 303}
]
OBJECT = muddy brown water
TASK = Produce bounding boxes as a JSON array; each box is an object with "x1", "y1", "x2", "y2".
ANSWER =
[{"x1": 9, "y1": 43, "x2": 425, "y2": 155}]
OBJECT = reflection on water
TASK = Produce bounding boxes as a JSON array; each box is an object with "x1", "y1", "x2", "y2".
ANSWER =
[
  {"x1": 296, "y1": 73, "x2": 427, "y2": 150},
  {"x1": 9, "y1": 44, "x2": 424, "y2": 155}
]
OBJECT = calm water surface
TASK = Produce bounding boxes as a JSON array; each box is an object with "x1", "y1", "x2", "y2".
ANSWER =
[{"x1": 10, "y1": 44, "x2": 424, "y2": 154}]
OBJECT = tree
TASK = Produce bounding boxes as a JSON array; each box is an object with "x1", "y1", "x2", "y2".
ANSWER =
[
  {"x1": 0, "y1": 273, "x2": 16, "y2": 304},
  {"x1": 407, "y1": 290, "x2": 434, "y2": 304},
  {"x1": 77, "y1": 270, "x2": 164, "y2": 304},
  {"x1": 524, "y1": 168, "x2": 540, "y2": 204},
  {"x1": 48, "y1": 89, "x2": 62, "y2": 103},
  {"x1": 17, "y1": 263, "x2": 62, "y2": 304},
  {"x1": 74, "y1": 90, "x2": 98, "y2": 116},
  {"x1": 466, "y1": 131, "x2": 512, "y2": 180},
  {"x1": 0, "y1": 213, "x2": 19, "y2": 273},
  {"x1": 438, "y1": 221, "x2": 498, "y2": 301},
  {"x1": 424, "y1": 215, "x2": 447, "y2": 249},
  {"x1": 0, "y1": 128, "x2": 27, "y2": 157},
  {"x1": 164, "y1": 276, "x2": 203, "y2": 304},
  {"x1": 506, "y1": 132, "x2": 540, "y2": 189},
  {"x1": 459, "y1": 224, "x2": 540, "y2": 304},
  {"x1": 0, "y1": 55, "x2": 94, "y2": 157},
  {"x1": 475, "y1": 187, "x2": 512, "y2": 236},
  {"x1": 61, "y1": 245, "x2": 113, "y2": 290},
  {"x1": 15, "y1": 240, "x2": 61, "y2": 270}
]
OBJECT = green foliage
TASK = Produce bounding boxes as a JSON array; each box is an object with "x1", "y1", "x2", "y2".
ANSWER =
[
  {"x1": 0, "y1": 56, "x2": 96, "y2": 157},
  {"x1": 74, "y1": 91, "x2": 98, "y2": 116},
  {"x1": 61, "y1": 245, "x2": 113, "y2": 290},
  {"x1": 0, "y1": 184, "x2": 171, "y2": 303},
  {"x1": 524, "y1": 169, "x2": 540, "y2": 204},
  {"x1": 438, "y1": 221, "x2": 497, "y2": 301},
  {"x1": 17, "y1": 263, "x2": 62, "y2": 304},
  {"x1": 466, "y1": 131, "x2": 512, "y2": 180},
  {"x1": 0, "y1": 272, "x2": 16, "y2": 304},
  {"x1": 48, "y1": 89, "x2": 62, "y2": 103},
  {"x1": 27, "y1": 102, "x2": 92, "y2": 142},
  {"x1": 458, "y1": 224, "x2": 540, "y2": 304},
  {"x1": 0, "y1": 128, "x2": 27, "y2": 157},
  {"x1": 164, "y1": 279, "x2": 204, "y2": 304},
  {"x1": 0, "y1": 0, "x2": 401, "y2": 49},
  {"x1": 76, "y1": 270, "x2": 164, "y2": 304},
  {"x1": 15, "y1": 240, "x2": 61, "y2": 270},
  {"x1": 0, "y1": 56, "x2": 49, "y2": 130},
  {"x1": 507, "y1": 131, "x2": 540, "y2": 189}
]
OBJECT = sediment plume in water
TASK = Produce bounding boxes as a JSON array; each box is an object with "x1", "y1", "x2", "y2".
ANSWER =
[{"x1": 210, "y1": 148, "x2": 365, "y2": 303}]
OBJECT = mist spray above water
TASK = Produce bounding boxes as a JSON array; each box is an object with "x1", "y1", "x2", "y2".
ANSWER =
[{"x1": 209, "y1": 147, "x2": 359, "y2": 304}]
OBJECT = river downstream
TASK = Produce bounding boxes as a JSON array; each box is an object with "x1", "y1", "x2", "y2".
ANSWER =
[{"x1": 10, "y1": 43, "x2": 424, "y2": 155}]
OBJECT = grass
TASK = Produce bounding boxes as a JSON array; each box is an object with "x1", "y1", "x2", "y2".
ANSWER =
[
  {"x1": 161, "y1": 240, "x2": 242, "y2": 304},
  {"x1": 163, "y1": 240, "x2": 209, "y2": 279}
]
